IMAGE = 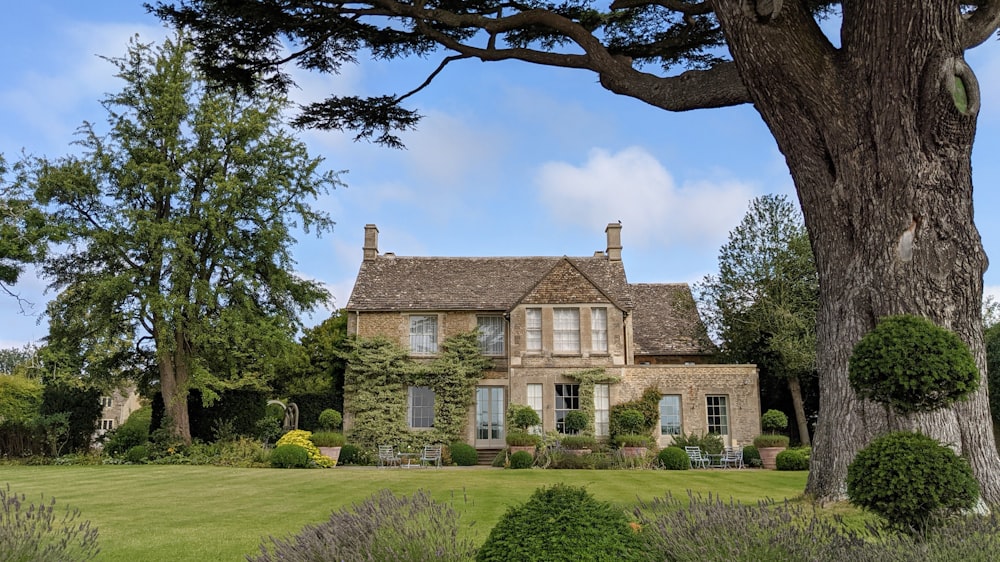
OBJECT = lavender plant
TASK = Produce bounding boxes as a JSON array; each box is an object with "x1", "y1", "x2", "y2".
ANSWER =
[{"x1": 0, "y1": 485, "x2": 99, "y2": 562}]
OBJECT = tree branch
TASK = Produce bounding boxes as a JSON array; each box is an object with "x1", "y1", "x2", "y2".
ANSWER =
[
  {"x1": 963, "y1": 0, "x2": 1000, "y2": 48},
  {"x1": 396, "y1": 54, "x2": 472, "y2": 104},
  {"x1": 610, "y1": 0, "x2": 713, "y2": 16}
]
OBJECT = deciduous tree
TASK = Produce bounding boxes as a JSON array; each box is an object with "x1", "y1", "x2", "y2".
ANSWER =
[
  {"x1": 154, "y1": 1, "x2": 1000, "y2": 502},
  {"x1": 26, "y1": 35, "x2": 339, "y2": 443}
]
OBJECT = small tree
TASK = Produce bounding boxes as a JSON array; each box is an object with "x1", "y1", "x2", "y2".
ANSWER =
[
  {"x1": 507, "y1": 404, "x2": 540, "y2": 433},
  {"x1": 563, "y1": 410, "x2": 588, "y2": 435}
]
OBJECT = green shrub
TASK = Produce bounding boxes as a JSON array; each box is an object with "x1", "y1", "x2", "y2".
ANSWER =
[
  {"x1": 275, "y1": 430, "x2": 333, "y2": 467},
  {"x1": 505, "y1": 431, "x2": 541, "y2": 447},
  {"x1": 742, "y1": 445, "x2": 762, "y2": 468},
  {"x1": 250, "y1": 489, "x2": 476, "y2": 562},
  {"x1": 658, "y1": 446, "x2": 690, "y2": 470},
  {"x1": 760, "y1": 409, "x2": 789, "y2": 433},
  {"x1": 309, "y1": 431, "x2": 346, "y2": 447},
  {"x1": 124, "y1": 444, "x2": 150, "y2": 463},
  {"x1": 849, "y1": 315, "x2": 979, "y2": 414},
  {"x1": 270, "y1": 444, "x2": 311, "y2": 468},
  {"x1": 337, "y1": 444, "x2": 365, "y2": 465},
  {"x1": 449, "y1": 442, "x2": 478, "y2": 466},
  {"x1": 775, "y1": 449, "x2": 809, "y2": 471},
  {"x1": 560, "y1": 435, "x2": 597, "y2": 450},
  {"x1": 847, "y1": 431, "x2": 978, "y2": 534},
  {"x1": 614, "y1": 433, "x2": 653, "y2": 448},
  {"x1": 317, "y1": 409, "x2": 342, "y2": 430},
  {"x1": 509, "y1": 450, "x2": 534, "y2": 469},
  {"x1": 508, "y1": 404, "x2": 540, "y2": 431},
  {"x1": 104, "y1": 406, "x2": 152, "y2": 457},
  {"x1": 0, "y1": 484, "x2": 100, "y2": 561},
  {"x1": 614, "y1": 408, "x2": 646, "y2": 434},
  {"x1": 753, "y1": 434, "x2": 790, "y2": 448},
  {"x1": 673, "y1": 432, "x2": 724, "y2": 455},
  {"x1": 41, "y1": 382, "x2": 102, "y2": 454},
  {"x1": 609, "y1": 388, "x2": 659, "y2": 438},
  {"x1": 476, "y1": 484, "x2": 644, "y2": 561},
  {"x1": 563, "y1": 410, "x2": 589, "y2": 434}
]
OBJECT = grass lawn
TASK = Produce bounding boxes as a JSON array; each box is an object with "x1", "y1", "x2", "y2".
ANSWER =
[{"x1": 0, "y1": 465, "x2": 809, "y2": 561}]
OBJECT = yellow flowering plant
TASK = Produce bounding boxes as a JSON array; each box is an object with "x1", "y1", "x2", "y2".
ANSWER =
[{"x1": 275, "y1": 430, "x2": 335, "y2": 467}]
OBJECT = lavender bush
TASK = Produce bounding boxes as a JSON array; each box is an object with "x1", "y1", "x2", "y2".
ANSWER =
[{"x1": 0, "y1": 484, "x2": 99, "y2": 562}]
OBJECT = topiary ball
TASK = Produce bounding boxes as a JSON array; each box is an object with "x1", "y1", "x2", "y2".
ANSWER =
[
  {"x1": 760, "y1": 409, "x2": 789, "y2": 433},
  {"x1": 449, "y1": 442, "x2": 478, "y2": 466},
  {"x1": 476, "y1": 484, "x2": 644, "y2": 561},
  {"x1": 509, "y1": 450, "x2": 534, "y2": 469},
  {"x1": 271, "y1": 444, "x2": 311, "y2": 468},
  {"x1": 847, "y1": 431, "x2": 978, "y2": 534},
  {"x1": 658, "y1": 446, "x2": 690, "y2": 470},
  {"x1": 849, "y1": 315, "x2": 979, "y2": 414},
  {"x1": 775, "y1": 449, "x2": 809, "y2": 471},
  {"x1": 317, "y1": 409, "x2": 342, "y2": 430}
]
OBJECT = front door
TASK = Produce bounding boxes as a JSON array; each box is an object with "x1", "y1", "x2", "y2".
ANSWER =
[{"x1": 475, "y1": 386, "x2": 505, "y2": 448}]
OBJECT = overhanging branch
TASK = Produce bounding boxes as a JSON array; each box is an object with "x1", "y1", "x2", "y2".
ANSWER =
[{"x1": 963, "y1": 0, "x2": 1000, "y2": 48}]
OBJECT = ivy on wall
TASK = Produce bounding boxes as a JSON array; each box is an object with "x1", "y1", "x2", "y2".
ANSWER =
[
  {"x1": 565, "y1": 368, "x2": 620, "y2": 437},
  {"x1": 609, "y1": 387, "x2": 661, "y2": 440},
  {"x1": 342, "y1": 331, "x2": 493, "y2": 452}
]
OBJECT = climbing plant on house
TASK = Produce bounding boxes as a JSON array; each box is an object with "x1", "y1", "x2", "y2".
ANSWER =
[
  {"x1": 565, "y1": 368, "x2": 619, "y2": 437},
  {"x1": 342, "y1": 331, "x2": 492, "y2": 452}
]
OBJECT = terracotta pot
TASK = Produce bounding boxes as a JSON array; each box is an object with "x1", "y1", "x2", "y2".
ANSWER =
[
  {"x1": 508, "y1": 445, "x2": 536, "y2": 457},
  {"x1": 318, "y1": 446, "x2": 342, "y2": 465},
  {"x1": 758, "y1": 446, "x2": 785, "y2": 470},
  {"x1": 621, "y1": 446, "x2": 648, "y2": 458}
]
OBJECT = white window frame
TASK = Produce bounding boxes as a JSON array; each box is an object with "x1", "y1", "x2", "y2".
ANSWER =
[
  {"x1": 100, "y1": 419, "x2": 115, "y2": 431},
  {"x1": 408, "y1": 386, "x2": 435, "y2": 428},
  {"x1": 706, "y1": 395, "x2": 729, "y2": 436},
  {"x1": 594, "y1": 384, "x2": 610, "y2": 437},
  {"x1": 659, "y1": 395, "x2": 682, "y2": 436},
  {"x1": 527, "y1": 383, "x2": 543, "y2": 435},
  {"x1": 553, "y1": 308, "x2": 580, "y2": 353},
  {"x1": 591, "y1": 307, "x2": 608, "y2": 353},
  {"x1": 477, "y1": 315, "x2": 505, "y2": 355},
  {"x1": 525, "y1": 308, "x2": 542, "y2": 351},
  {"x1": 409, "y1": 315, "x2": 438, "y2": 354}
]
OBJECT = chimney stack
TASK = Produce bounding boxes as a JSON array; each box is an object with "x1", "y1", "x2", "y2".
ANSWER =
[
  {"x1": 605, "y1": 222, "x2": 622, "y2": 261},
  {"x1": 363, "y1": 224, "x2": 379, "y2": 260}
]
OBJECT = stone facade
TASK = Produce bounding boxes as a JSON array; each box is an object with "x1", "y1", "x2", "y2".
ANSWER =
[{"x1": 345, "y1": 223, "x2": 759, "y2": 449}]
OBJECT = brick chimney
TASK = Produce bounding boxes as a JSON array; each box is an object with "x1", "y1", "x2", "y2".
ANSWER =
[
  {"x1": 363, "y1": 224, "x2": 379, "y2": 260},
  {"x1": 605, "y1": 222, "x2": 622, "y2": 261}
]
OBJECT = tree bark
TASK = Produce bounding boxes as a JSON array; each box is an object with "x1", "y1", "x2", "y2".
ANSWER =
[
  {"x1": 787, "y1": 376, "x2": 810, "y2": 446},
  {"x1": 713, "y1": 0, "x2": 1000, "y2": 502},
  {"x1": 156, "y1": 324, "x2": 193, "y2": 445}
]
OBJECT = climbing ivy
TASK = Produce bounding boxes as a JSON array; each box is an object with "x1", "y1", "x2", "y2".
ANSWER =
[
  {"x1": 565, "y1": 368, "x2": 620, "y2": 437},
  {"x1": 609, "y1": 387, "x2": 660, "y2": 440},
  {"x1": 342, "y1": 331, "x2": 492, "y2": 453}
]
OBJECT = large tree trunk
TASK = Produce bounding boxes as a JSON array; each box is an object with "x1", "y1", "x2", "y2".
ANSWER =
[
  {"x1": 156, "y1": 326, "x2": 193, "y2": 445},
  {"x1": 713, "y1": 0, "x2": 1000, "y2": 502},
  {"x1": 788, "y1": 376, "x2": 810, "y2": 446}
]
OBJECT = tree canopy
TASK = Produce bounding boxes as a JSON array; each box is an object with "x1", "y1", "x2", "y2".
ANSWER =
[{"x1": 23, "y1": 34, "x2": 340, "y2": 442}]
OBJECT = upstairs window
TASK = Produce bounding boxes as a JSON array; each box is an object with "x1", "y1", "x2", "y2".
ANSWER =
[
  {"x1": 409, "y1": 315, "x2": 438, "y2": 354},
  {"x1": 477, "y1": 316, "x2": 505, "y2": 355},
  {"x1": 526, "y1": 308, "x2": 542, "y2": 351},
  {"x1": 553, "y1": 308, "x2": 580, "y2": 353},
  {"x1": 591, "y1": 307, "x2": 608, "y2": 353}
]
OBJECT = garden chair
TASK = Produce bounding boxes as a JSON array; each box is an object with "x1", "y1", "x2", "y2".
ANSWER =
[
  {"x1": 378, "y1": 445, "x2": 400, "y2": 468},
  {"x1": 419, "y1": 444, "x2": 442, "y2": 467},
  {"x1": 684, "y1": 446, "x2": 710, "y2": 469},
  {"x1": 721, "y1": 446, "x2": 744, "y2": 469}
]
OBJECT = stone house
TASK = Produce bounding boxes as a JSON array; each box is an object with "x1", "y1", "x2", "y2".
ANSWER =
[{"x1": 345, "y1": 223, "x2": 760, "y2": 451}]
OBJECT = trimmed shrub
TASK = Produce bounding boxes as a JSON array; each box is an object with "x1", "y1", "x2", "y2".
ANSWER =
[
  {"x1": 560, "y1": 435, "x2": 597, "y2": 450},
  {"x1": 0, "y1": 484, "x2": 100, "y2": 561},
  {"x1": 609, "y1": 387, "x2": 660, "y2": 438},
  {"x1": 309, "y1": 431, "x2": 346, "y2": 447},
  {"x1": 760, "y1": 409, "x2": 789, "y2": 433},
  {"x1": 563, "y1": 410, "x2": 589, "y2": 434},
  {"x1": 753, "y1": 434, "x2": 790, "y2": 448},
  {"x1": 505, "y1": 431, "x2": 541, "y2": 447},
  {"x1": 508, "y1": 404, "x2": 540, "y2": 431},
  {"x1": 614, "y1": 433, "x2": 653, "y2": 448},
  {"x1": 317, "y1": 409, "x2": 342, "y2": 430},
  {"x1": 775, "y1": 449, "x2": 809, "y2": 471},
  {"x1": 742, "y1": 445, "x2": 762, "y2": 468},
  {"x1": 615, "y1": 409, "x2": 646, "y2": 434},
  {"x1": 847, "y1": 431, "x2": 978, "y2": 534},
  {"x1": 476, "y1": 484, "x2": 644, "y2": 561},
  {"x1": 849, "y1": 314, "x2": 979, "y2": 414},
  {"x1": 509, "y1": 450, "x2": 534, "y2": 469},
  {"x1": 124, "y1": 444, "x2": 150, "y2": 463},
  {"x1": 250, "y1": 489, "x2": 476, "y2": 562},
  {"x1": 658, "y1": 446, "x2": 690, "y2": 470},
  {"x1": 449, "y1": 442, "x2": 478, "y2": 466},
  {"x1": 275, "y1": 430, "x2": 334, "y2": 467},
  {"x1": 337, "y1": 444, "x2": 364, "y2": 465},
  {"x1": 270, "y1": 444, "x2": 310, "y2": 468}
]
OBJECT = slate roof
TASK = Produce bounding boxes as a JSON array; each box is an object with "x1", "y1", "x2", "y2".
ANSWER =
[
  {"x1": 346, "y1": 255, "x2": 633, "y2": 312},
  {"x1": 629, "y1": 283, "x2": 717, "y2": 357}
]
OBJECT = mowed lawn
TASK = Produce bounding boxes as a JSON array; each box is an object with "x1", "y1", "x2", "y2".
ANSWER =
[{"x1": 0, "y1": 465, "x2": 808, "y2": 561}]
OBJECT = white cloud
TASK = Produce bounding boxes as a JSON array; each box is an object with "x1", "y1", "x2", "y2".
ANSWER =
[
  {"x1": 535, "y1": 146, "x2": 756, "y2": 251},
  {"x1": 399, "y1": 109, "x2": 507, "y2": 188}
]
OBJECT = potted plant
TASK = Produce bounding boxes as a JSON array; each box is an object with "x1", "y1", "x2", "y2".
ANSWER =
[
  {"x1": 506, "y1": 405, "x2": 542, "y2": 456},
  {"x1": 560, "y1": 434, "x2": 597, "y2": 455},
  {"x1": 612, "y1": 408, "x2": 651, "y2": 458},
  {"x1": 563, "y1": 410, "x2": 589, "y2": 435},
  {"x1": 312, "y1": 409, "x2": 345, "y2": 464},
  {"x1": 753, "y1": 409, "x2": 790, "y2": 469}
]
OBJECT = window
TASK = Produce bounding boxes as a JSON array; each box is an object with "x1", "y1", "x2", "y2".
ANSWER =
[
  {"x1": 594, "y1": 384, "x2": 610, "y2": 437},
  {"x1": 409, "y1": 315, "x2": 438, "y2": 354},
  {"x1": 526, "y1": 308, "x2": 542, "y2": 351},
  {"x1": 408, "y1": 386, "x2": 435, "y2": 428},
  {"x1": 100, "y1": 396, "x2": 113, "y2": 408},
  {"x1": 554, "y1": 383, "x2": 580, "y2": 433},
  {"x1": 527, "y1": 384, "x2": 543, "y2": 434},
  {"x1": 659, "y1": 395, "x2": 682, "y2": 436},
  {"x1": 477, "y1": 316, "x2": 505, "y2": 355},
  {"x1": 100, "y1": 419, "x2": 115, "y2": 431},
  {"x1": 706, "y1": 395, "x2": 729, "y2": 435},
  {"x1": 553, "y1": 308, "x2": 580, "y2": 353},
  {"x1": 591, "y1": 307, "x2": 608, "y2": 353}
]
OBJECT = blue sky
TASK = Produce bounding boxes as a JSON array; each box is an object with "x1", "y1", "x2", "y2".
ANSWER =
[{"x1": 2, "y1": 1, "x2": 999, "y2": 348}]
